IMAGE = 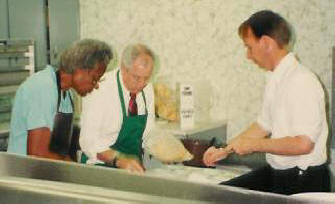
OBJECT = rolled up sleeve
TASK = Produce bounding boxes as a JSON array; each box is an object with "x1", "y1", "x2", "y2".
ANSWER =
[{"x1": 79, "y1": 89, "x2": 119, "y2": 162}]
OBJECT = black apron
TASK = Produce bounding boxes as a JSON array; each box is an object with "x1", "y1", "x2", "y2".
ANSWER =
[{"x1": 49, "y1": 71, "x2": 74, "y2": 156}]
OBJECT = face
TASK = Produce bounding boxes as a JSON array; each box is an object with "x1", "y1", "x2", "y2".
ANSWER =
[
  {"x1": 72, "y1": 63, "x2": 106, "y2": 96},
  {"x1": 122, "y1": 54, "x2": 153, "y2": 94},
  {"x1": 242, "y1": 28, "x2": 270, "y2": 70}
]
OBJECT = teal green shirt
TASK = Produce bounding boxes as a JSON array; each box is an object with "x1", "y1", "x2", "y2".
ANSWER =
[{"x1": 7, "y1": 65, "x2": 73, "y2": 155}]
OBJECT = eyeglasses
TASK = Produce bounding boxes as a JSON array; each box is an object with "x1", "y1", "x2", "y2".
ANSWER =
[{"x1": 127, "y1": 70, "x2": 151, "y2": 84}]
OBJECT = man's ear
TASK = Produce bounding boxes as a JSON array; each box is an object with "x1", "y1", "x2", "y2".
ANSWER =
[
  {"x1": 262, "y1": 35, "x2": 280, "y2": 53},
  {"x1": 59, "y1": 69, "x2": 73, "y2": 89},
  {"x1": 259, "y1": 35, "x2": 273, "y2": 52}
]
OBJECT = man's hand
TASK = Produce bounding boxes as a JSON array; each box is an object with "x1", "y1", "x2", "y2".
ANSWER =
[
  {"x1": 116, "y1": 158, "x2": 145, "y2": 174},
  {"x1": 203, "y1": 146, "x2": 233, "y2": 167},
  {"x1": 97, "y1": 149, "x2": 118, "y2": 162},
  {"x1": 64, "y1": 155, "x2": 74, "y2": 162}
]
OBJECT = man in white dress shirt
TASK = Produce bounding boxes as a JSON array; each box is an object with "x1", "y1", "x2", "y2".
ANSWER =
[
  {"x1": 203, "y1": 10, "x2": 330, "y2": 194},
  {"x1": 80, "y1": 44, "x2": 155, "y2": 173}
]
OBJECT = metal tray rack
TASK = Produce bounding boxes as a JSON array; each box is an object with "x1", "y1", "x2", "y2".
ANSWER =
[{"x1": 0, "y1": 39, "x2": 35, "y2": 148}]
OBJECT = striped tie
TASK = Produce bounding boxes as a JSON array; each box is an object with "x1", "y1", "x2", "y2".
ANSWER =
[{"x1": 128, "y1": 93, "x2": 138, "y2": 116}]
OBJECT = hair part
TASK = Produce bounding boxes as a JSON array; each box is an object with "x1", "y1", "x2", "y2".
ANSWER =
[
  {"x1": 59, "y1": 39, "x2": 113, "y2": 73},
  {"x1": 121, "y1": 43, "x2": 155, "y2": 70},
  {"x1": 238, "y1": 10, "x2": 291, "y2": 48}
]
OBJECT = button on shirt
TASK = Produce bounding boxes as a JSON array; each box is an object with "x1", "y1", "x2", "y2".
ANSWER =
[
  {"x1": 257, "y1": 53, "x2": 328, "y2": 170},
  {"x1": 79, "y1": 68, "x2": 155, "y2": 164}
]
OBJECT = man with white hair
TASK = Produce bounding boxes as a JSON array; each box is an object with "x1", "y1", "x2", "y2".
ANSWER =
[{"x1": 80, "y1": 43, "x2": 155, "y2": 173}]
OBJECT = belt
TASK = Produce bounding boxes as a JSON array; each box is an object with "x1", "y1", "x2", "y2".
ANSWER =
[{"x1": 272, "y1": 163, "x2": 328, "y2": 177}]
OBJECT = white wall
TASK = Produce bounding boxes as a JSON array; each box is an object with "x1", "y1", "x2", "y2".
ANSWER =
[{"x1": 79, "y1": 0, "x2": 335, "y2": 140}]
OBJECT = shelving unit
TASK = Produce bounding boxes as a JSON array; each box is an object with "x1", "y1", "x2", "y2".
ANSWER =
[
  {"x1": 0, "y1": 39, "x2": 35, "y2": 83},
  {"x1": 0, "y1": 39, "x2": 35, "y2": 150}
]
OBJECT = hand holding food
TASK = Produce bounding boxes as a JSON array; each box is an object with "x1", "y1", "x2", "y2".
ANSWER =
[{"x1": 203, "y1": 146, "x2": 233, "y2": 167}]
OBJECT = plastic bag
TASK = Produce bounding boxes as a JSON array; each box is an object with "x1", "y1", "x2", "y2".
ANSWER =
[
  {"x1": 145, "y1": 128, "x2": 193, "y2": 163},
  {"x1": 154, "y1": 83, "x2": 179, "y2": 122}
]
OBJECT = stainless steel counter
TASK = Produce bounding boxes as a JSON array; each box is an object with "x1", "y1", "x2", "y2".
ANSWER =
[
  {"x1": 0, "y1": 176, "x2": 194, "y2": 204},
  {"x1": 0, "y1": 152, "x2": 308, "y2": 203}
]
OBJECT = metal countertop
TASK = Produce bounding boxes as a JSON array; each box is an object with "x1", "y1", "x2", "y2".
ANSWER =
[{"x1": 0, "y1": 152, "x2": 307, "y2": 203}]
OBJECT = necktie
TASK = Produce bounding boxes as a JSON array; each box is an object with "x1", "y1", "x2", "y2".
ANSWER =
[{"x1": 128, "y1": 93, "x2": 138, "y2": 116}]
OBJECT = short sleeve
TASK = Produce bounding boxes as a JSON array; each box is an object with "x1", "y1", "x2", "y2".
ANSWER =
[
  {"x1": 285, "y1": 73, "x2": 324, "y2": 142},
  {"x1": 24, "y1": 85, "x2": 55, "y2": 130},
  {"x1": 257, "y1": 80, "x2": 273, "y2": 132}
]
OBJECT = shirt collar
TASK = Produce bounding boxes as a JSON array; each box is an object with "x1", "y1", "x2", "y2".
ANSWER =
[
  {"x1": 118, "y1": 68, "x2": 130, "y2": 100},
  {"x1": 45, "y1": 65, "x2": 57, "y2": 87},
  {"x1": 268, "y1": 52, "x2": 297, "y2": 83}
]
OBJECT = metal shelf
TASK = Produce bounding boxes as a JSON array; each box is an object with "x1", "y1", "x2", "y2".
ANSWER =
[
  {"x1": 0, "y1": 70, "x2": 30, "y2": 86},
  {"x1": 0, "y1": 39, "x2": 33, "y2": 46},
  {"x1": 0, "y1": 85, "x2": 19, "y2": 96},
  {"x1": 0, "y1": 39, "x2": 35, "y2": 75},
  {"x1": 0, "y1": 39, "x2": 35, "y2": 133}
]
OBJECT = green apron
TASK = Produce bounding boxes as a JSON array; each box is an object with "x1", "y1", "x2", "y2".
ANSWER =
[
  {"x1": 111, "y1": 70, "x2": 148, "y2": 159},
  {"x1": 81, "y1": 70, "x2": 148, "y2": 165}
]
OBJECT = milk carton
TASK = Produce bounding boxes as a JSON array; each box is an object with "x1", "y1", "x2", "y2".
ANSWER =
[{"x1": 179, "y1": 83, "x2": 194, "y2": 130}]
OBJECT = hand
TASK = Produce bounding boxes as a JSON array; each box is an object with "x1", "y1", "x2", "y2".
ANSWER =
[
  {"x1": 203, "y1": 146, "x2": 233, "y2": 167},
  {"x1": 97, "y1": 149, "x2": 117, "y2": 161},
  {"x1": 115, "y1": 158, "x2": 145, "y2": 174},
  {"x1": 64, "y1": 155, "x2": 74, "y2": 162}
]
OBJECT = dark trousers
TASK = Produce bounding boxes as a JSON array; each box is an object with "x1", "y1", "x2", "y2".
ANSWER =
[{"x1": 220, "y1": 164, "x2": 330, "y2": 195}]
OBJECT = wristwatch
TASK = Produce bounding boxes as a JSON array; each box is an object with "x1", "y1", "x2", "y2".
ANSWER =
[
  {"x1": 105, "y1": 150, "x2": 119, "y2": 168},
  {"x1": 112, "y1": 157, "x2": 118, "y2": 168}
]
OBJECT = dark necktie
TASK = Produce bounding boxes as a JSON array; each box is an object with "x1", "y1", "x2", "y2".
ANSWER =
[{"x1": 128, "y1": 93, "x2": 138, "y2": 116}]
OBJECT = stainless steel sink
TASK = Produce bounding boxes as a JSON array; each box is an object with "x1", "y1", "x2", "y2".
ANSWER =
[{"x1": 0, "y1": 152, "x2": 305, "y2": 203}]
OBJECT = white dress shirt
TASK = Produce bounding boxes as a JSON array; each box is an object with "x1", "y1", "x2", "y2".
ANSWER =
[
  {"x1": 79, "y1": 68, "x2": 155, "y2": 164},
  {"x1": 257, "y1": 53, "x2": 328, "y2": 170}
]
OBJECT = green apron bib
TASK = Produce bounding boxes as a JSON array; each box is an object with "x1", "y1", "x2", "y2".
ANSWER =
[
  {"x1": 111, "y1": 70, "x2": 148, "y2": 159},
  {"x1": 81, "y1": 70, "x2": 148, "y2": 164}
]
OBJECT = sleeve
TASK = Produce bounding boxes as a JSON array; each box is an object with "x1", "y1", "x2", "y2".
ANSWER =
[
  {"x1": 24, "y1": 85, "x2": 55, "y2": 131},
  {"x1": 79, "y1": 90, "x2": 112, "y2": 160},
  {"x1": 285, "y1": 73, "x2": 324, "y2": 142},
  {"x1": 142, "y1": 83, "x2": 155, "y2": 149},
  {"x1": 257, "y1": 82, "x2": 272, "y2": 132}
]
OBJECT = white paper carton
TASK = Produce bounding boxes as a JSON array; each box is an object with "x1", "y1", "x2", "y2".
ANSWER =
[{"x1": 180, "y1": 83, "x2": 194, "y2": 130}]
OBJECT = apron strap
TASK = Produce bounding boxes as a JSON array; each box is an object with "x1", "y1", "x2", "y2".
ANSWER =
[
  {"x1": 142, "y1": 90, "x2": 147, "y2": 115},
  {"x1": 116, "y1": 70, "x2": 127, "y2": 117},
  {"x1": 55, "y1": 70, "x2": 74, "y2": 112}
]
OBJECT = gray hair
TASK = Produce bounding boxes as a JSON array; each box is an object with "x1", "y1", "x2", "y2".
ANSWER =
[
  {"x1": 121, "y1": 43, "x2": 154, "y2": 70},
  {"x1": 59, "y1": 39, "x2": 113, "y2": 73}
]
